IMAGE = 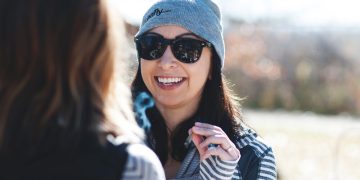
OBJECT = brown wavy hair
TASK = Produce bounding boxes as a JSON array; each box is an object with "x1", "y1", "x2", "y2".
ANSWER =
[{"x1": 0, "y1": 0, "x2": 142, "y2": 156}]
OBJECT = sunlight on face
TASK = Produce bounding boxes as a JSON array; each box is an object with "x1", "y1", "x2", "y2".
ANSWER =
[{"x1": 140, "y1": 25, "x2": 212, "y2": 112}]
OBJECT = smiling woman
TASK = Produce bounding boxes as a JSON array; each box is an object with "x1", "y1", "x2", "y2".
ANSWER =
[{"x1": 131, "y1": 0, "x2": 277, "y2": 179}]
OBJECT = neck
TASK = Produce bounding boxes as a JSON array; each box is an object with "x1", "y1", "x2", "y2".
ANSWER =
[{"x1": 155, "y1": 98, "x2": 200, "y2": 132}]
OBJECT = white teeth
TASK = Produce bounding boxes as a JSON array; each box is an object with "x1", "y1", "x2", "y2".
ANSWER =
[{"x1": 157, "y1": 77, "x2": 183, "y2": 84}]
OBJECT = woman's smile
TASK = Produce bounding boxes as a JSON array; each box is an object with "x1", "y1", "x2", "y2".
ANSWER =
[{"x1": 155, "y1": 76, "x2": 186, "y2": 90}]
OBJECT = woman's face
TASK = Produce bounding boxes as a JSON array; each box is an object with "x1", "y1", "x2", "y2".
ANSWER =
[{"x1": 140, "y1": 25, "x2": 212, "y2": 110}]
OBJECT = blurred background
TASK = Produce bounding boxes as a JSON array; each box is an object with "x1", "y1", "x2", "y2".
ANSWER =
[{"x1": 113, "y1": 0, "x2": 360, "y2": 179}]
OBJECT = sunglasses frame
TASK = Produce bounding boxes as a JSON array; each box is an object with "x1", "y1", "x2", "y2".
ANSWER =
[{"x1": 134, "y1": 32, "x2": 212, "y2": 64}]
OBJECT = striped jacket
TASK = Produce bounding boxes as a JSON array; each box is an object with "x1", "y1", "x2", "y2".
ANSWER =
[{"x1": 172, "y1": 129, "x2": 277, "y2": 180}]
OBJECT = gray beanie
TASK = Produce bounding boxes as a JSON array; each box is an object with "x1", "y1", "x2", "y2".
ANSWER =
[{"x1": 136, "y1": 0, "x2": 225, "y2": 68}]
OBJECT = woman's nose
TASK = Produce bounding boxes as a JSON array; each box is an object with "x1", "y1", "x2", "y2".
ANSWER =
[{"x1": 158, "y1": 45, "x2": 178, "y2": 69}]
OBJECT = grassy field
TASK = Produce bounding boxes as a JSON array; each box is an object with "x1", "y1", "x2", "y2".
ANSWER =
[{"x1": 244, "y1": 110, "x2": 360, "y2": 180}]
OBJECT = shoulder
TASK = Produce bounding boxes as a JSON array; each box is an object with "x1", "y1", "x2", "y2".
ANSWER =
[
  {"x1": 235, "y1": 129, "x2": 274, "y2": 158},
  {"x1": 234, "y1": 129, "x2": 277, "y2": 179},
  {"x1": 122, "y1": 144, "x2": 165, "y2": 180}
]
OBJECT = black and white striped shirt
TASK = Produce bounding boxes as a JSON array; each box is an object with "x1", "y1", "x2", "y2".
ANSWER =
[{"x1": 173, "y1": 129, "x2": 277, "y2": 180}]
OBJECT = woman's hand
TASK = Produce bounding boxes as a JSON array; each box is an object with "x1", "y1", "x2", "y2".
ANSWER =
[{"x1": 189, "y1": 122, "x2": 240, "y2": 161}]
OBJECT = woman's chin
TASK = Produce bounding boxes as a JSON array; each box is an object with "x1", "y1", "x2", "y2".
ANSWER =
[{"x1": 155, "y1": 98, "x2": 184, "y2": 109}]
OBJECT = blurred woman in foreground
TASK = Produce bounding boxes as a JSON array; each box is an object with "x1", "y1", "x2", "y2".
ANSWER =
[{"x1": 0, "y1": 0, "x2": 165, "y2": 179}]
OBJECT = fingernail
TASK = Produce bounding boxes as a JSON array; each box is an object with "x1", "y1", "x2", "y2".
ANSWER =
[{"x1": 188, "y1": 129, "x2": 192, "y2": 135}]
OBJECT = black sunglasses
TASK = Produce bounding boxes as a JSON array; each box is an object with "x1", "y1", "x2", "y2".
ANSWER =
[{"x1": 134, "y1": 32, "x2": 212, "y2": 64}]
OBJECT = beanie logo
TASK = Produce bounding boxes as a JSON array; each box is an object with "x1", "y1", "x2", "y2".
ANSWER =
[{"x1": 145, "y1": 8, "x2": 171, "y2": 22}]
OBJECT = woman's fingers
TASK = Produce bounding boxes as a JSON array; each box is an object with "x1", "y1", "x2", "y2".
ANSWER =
[
  {"x1": 204, "y1": 146, "x2": 225, "y2": 158},
  {"x1": 191, "y1": 132, "x2": 203, "y2": 146},
  {"x1": 190, "y1": 132, "x2": 207, "y2": 155},
  {"x1": 191, "y1": 123, "x2": 232, "y2": 149},
  {"x1": 198, "y1": 134, "x2": 230, "y2": 149},
  {"x1": 202, "y1": 146, "x2": 234, "y2": 161},
  {"x1": 190, "y1": 122, "x2": 241, "y2": 161},
  {"x1": 191, "y1": 126, "x2": 219, "y2": 137},
  {"x1": 195, "y1": 122, "x2": 223, "y2": 132}
]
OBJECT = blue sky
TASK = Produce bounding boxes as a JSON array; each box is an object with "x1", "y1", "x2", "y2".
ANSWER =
[{"x1": 111, "y1": 0, "x2": 360, "y2": 28}]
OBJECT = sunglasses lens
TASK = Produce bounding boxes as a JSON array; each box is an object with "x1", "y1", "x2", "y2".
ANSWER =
[
  {"x1": 172, "y1": 38, "x2": 203, "y2": 63},
  {"x1": 136, "y1": 34, "x2": 210, "y2": 63},
  {"x1": 136, "y1": 35, "x2": 165, "y2": 60}
]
